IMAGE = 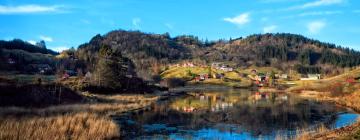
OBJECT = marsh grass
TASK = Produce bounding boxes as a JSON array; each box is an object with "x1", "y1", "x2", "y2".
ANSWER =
[
  {"x1": 0, "y1": 94, "x2": 158, "y2": 140},
  {"x1": 0, "y1": 113, "x2": 119, "y2": 140},
  {"x1": 274, "y1": 124, "x2": 329, "y2": 140}
]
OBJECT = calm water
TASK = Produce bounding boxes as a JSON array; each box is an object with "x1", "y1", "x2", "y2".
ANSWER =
[{"x1": 117, "y1": 89, "x2": 359, "y2": 140}]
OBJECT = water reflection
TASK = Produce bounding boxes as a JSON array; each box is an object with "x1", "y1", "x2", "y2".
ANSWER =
[{"x1": 118, "y1": 89, "x2": 359, "y2": 139}]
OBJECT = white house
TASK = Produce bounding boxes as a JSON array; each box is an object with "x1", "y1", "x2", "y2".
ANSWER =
[{"x1": 300, "y1": 74, "x2": 321, "y2": 80}]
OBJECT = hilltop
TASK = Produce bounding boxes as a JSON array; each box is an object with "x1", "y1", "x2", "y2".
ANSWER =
[{"x1": 76, "y1": 30, "x2": 360, "y2": 80}]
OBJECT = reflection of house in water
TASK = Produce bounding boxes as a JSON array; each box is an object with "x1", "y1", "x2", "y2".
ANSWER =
[
  {"x1": 183, "y1": 107, "x2": 195, "y2": 113},
  {"x1": 254, "y1": 92, "x2": 270, "y2": 101},
  {"x1": 198, "y1": 93, "x2": 234, "y2": 112},
  {"x1": 253, "y1": 92, "x2": 289, "y2": 103},
  {"x1": 175, "y1": 93, "x2": 237, "y2": 112},
  {"x1": 211, "y1": 102, "x2": 234, "y2": 112}
]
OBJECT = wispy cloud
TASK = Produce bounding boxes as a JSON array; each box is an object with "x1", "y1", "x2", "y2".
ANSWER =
[
  {"x1": 0, "y1": 4, "x2": 64, "y2": 14},
  {"x1": 263, "y1": 25, "x2": 277, "y2": 33},
  {"x1": 286, "y1": 0, "x2": 345, "y2": 10},
  {"x1": 258, "y1": 0, "x2": 303, "y2": 3},
  {"x1": 224, "y1": 13, "x2": 250, "y2": 26},
  {"x1": 354, "y1": 10, "x2": 360, "y2": 13},
  {"x1": 307, "y1": 21, "x2": 326, "y2": 34},
  {"x1": 298, "y1": 10, "x2": 342, "y2": 16},
  {"x1": 39, "y1": 35, "x2": 53, "y2": 42},
  {"x1": 27, "y1": 40, "x2": 36, "y2": 45},
  {"x1": 165, "y1": 23, "x2": 174, "y2": 30},
  {"x1": 132, "y1": 18, "x2": 141, "y2": 29}
]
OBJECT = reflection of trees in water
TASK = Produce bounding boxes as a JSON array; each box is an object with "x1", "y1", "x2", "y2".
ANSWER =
[
  {"x1": 126, "y1": 91, "x2": 343, "y2": 136},
  {"x1": 207, "y1": 101, "x2": 339, "y2": 135}
]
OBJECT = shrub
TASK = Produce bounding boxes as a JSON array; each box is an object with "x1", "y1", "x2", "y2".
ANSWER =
[{"x1": 164, "y1": 78, "x2": 186, "y2": 88}]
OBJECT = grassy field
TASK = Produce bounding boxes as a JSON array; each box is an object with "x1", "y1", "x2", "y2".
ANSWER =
[
  {"x1": 161, "y1": 67, "x2": 210, "y2": 79},
  {"x1": 161, "y1": 66, "x2": 252, "y2": 88}
]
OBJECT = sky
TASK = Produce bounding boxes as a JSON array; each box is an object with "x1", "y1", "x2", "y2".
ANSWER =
[{"x1": 0, "y1": 0, "x2": 360, "y2": 52}]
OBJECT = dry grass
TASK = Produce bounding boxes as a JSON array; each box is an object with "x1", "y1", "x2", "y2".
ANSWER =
[
  {"x1": 285, "y1": 68, "x2": 360, "y2": 139},
  {"x1": 274, "y1": 124, "x2": 329, "y2": 140},
  {"x1": 0, "y1": 94, "x2": 159, "y2": 140},
  {"x1": 160, "y1": 67, "x2": 210, "y2": 79},
  {"x1": 0, "y1": 113, "x2": 119, "y2": 140}
]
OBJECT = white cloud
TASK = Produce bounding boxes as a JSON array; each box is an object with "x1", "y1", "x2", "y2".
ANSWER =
[
  {"x1": 298, "y1": 10, "x2": 342, "y2": 16},
  {"x1": 263, "y1": 25, "x2": 277, "y2": 33},
  {"x1": 51, "y1": 46, "x2": 69, "y2": 52},
  {"x1": 307, "y1": 21, "x2": 326, "y2": 34},
  {"x1": 132, "y1": 18, "x2": 141, "y2": 29},
  {"x1": 302, "y1": 0, "x2": 344, "y2": 8},
  {"x1": 39, "y1": 35, "x2": 53, "y2": 42},
  {"x1": 224, "y1": 13, "x2": 250, "y2": 26},
  {"x1": 287, "y1": 0, "x2": 345, "y2": 10},
  {"x1": 27, "y1": 40, "x2": 36, "y2": 45},
  {"x1": 0, "y1": 4, "x2": 63, "y2": 14}
]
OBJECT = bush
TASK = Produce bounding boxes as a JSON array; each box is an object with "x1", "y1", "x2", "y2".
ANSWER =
[
  {"x1": 151, "y1": 75, "x2": 162, "y2": 83},
  {"x1": 164, "y1": 78, "x2": 186, "y2": 88}
]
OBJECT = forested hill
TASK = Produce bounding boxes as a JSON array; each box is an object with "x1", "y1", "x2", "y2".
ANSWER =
[
  {"x1": 0, "y1": 39, "x2": 58, "y2": 73},
  {"x1": 221, "y1": 33, "x2": 360, "y2": 67},
  {"x1": 0, "y1": 39, "x2": 58, "y2": 55},
  {"x1": 76, "y1": 30, "x2": 360, "y2": 79}
]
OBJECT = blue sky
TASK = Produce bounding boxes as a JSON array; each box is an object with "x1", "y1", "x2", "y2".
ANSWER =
[{"x1": 0, "y1": 0, "x2": 360, "y2": 52}]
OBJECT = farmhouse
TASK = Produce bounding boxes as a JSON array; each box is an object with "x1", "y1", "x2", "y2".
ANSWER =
[
  {"x1": 195, "y1": 73, "x2": 209, "y2": 81},
  {"x1": 300, "y1": 74, "x2": 321, "y2": 80},
  {"x1": 275, "y1": 74, "x2": 288, "y2": 79},
  {"x1": 219, "y1": 66, "x2": 233, "y2": 72},
  {"x1": 182, "y1": 62, "x2": 195, "y2": 67},
  {"x1": 211, "y1": 62, "x2": 233, "y2": 72}
]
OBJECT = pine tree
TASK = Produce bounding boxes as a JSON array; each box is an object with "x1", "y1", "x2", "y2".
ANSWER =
[{"x1": 95, "y1": 45, "x2": 131, "y2": 89}]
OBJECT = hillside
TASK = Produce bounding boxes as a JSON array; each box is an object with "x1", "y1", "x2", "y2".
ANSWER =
[
  {"x1": 0, "y1": 39, "x2": 58, "y2": 74},
  {"x1": 0, "y1": 39, "x2": 58, "y2": 55},
  {"x1": 76, "y1": 30, "x2": 360, "y2": 80}
]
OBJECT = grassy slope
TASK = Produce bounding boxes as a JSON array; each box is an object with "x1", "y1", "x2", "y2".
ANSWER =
[
  {"x1": 285, "y1": 68, "x2": 360, "y2": 139},
  {"x1": 161, "y1": 66, "x2": 252, "y2": 87},
  {"x1": 287, "y1": 68, "x2": 360, "y2": 93}
]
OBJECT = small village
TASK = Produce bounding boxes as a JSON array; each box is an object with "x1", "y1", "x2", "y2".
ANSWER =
[
  {"x1": 164, "y1": 61, "x2": 324, "y2": 88},
  {"x1": 3, "y1": 54, "x2": 327, "y2": 89}
]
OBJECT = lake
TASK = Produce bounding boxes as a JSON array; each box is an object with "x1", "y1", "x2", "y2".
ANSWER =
[{"x1": 117, "y1": 88, "x2": 359, "y2": 140}]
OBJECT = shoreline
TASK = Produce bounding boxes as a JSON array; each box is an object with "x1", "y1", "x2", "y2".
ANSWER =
[
  {"x1": 1, "y1": 81, "x2": 359, "y2": 139},
  {"x1": 289, "y1": 90, "x2": 360, "y2": 139}
]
